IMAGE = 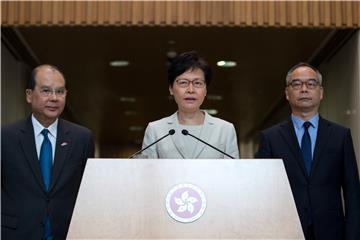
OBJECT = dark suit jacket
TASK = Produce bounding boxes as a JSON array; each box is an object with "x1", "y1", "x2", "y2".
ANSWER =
[
  {"x1": 256, "y1": 116, "x2": 360, "y2": 240},
  {"x1": 1, "y1": 116, "x2": 95, "y2": 240}
]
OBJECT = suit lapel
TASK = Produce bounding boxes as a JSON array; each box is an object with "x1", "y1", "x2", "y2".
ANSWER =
[
  {"x1": 311, "y1": 117, "x2": 331, "y2": 176},
  {"x1": 279, "y1": 119, "x2": 308, "y2": 178},
  {"x1": 19, "y1": 117, "x2": 46, "y2": 191},
  {"x1": 49, "y1": 119, "x2": 71, "y2": 191},
  {"x1": 193, "y1": 112, "x2": 214, "y2": 158}
]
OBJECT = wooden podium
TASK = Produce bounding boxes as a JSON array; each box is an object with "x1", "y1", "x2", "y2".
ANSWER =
[{"x1": 67, "y1": 159, "x2": 304, "y2": 239}]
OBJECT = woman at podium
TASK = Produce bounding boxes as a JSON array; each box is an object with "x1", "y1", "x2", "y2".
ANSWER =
[{"x1": 141, "y1": 51, "x2": 239, "y2": 159}]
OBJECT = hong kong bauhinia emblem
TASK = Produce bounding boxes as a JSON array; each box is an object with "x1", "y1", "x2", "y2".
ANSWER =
[{"x1": 165, "y1": 183, "x2": 206, "y2": 223}]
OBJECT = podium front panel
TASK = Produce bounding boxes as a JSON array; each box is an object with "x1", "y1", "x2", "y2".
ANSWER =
[{"x1": 67, "y1": 159, "x2": 304, "y2": 239}]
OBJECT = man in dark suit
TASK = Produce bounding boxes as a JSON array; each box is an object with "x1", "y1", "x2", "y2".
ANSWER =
[
  {"x1": 1, "y1": 64, "x2": 95, "y2": 240},
  {"x1": 256, "y1": 63, "x2": 360, "y2": 240}
]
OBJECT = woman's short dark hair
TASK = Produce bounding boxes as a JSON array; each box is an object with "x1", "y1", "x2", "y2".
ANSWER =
[{"x1": 168, "y1": 51, "x2": 212, "y2": 86}]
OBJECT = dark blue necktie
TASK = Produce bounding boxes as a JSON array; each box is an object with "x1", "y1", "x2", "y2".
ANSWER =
[
  {"x1": 40, "y1": 129, "x2": 52, "y2": 191},
  {"x1": 39, "y1": 129, "x2": 53, "y2": 239},
  {"x1": 301, "y1": 122, "x2": 312, "y2": 176}
]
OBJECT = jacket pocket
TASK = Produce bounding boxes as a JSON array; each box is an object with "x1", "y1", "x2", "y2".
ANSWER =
[{"x1": 1, "y1": 214, "x2": 18, "y2": 229}]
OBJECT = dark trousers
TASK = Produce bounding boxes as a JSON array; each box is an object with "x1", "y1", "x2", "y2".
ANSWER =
[{"x1": 304, "y1": 225, "x2": 315, "y2": 240}]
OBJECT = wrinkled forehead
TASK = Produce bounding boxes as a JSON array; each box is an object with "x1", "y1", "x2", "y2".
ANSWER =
[
  {"x1": 290, "y1": 66, "x2": 318, "y2": 80},
  {"x1": 35, "y1": 67, "x2": 65, "y2": 87}
]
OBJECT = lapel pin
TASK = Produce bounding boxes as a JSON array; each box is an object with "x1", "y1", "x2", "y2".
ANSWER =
[{"x1": 61, "y1": 142, "x2": 68, "y2": 147}]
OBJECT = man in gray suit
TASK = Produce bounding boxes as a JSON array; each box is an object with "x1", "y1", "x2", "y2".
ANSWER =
[{"x1": 1, "y1": 64, "x2": 95, "y2": 240}]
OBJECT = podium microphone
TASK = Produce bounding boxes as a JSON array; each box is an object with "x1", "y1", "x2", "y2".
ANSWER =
[
  {"x1": 181, "y1": 129, "x2": 235, "y2": 159},
  {"x1": 129, "y1": 129, "x2": 176, "y2": 158}
]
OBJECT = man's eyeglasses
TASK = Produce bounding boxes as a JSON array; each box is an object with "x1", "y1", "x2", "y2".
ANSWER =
[
  {"x1": 288, "y1": 79, "x2": 320, "y2": 90},
  {"x1": 38, "y1": 87, "x2": 67, "y2": 97},
  {"x1": 175, "y1": 79, "x2": 206, "y2": 88}
]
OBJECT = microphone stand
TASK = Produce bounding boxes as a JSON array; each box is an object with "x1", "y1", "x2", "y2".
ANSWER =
[
  {"x1": 181, "y1": 129, "x2": 235, "y2": 159},
  {"x1": 129, "y1": 129, "x2": 175, "y2": 158}
]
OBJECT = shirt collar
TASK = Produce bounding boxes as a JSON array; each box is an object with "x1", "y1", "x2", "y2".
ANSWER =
[
  {"x1": 291, "y1": 113, "x2": 319, "y2": 130},
  {"x1": 31, "y1": 114, "x2": 58, "y2": 138},
  {"x1": 170, "y1": 110, "x2": 215, "y2": 125}
]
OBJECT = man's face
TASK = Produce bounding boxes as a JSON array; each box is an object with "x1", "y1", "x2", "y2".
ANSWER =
[
  {"x1": 285, "y1": 66, "x2": 323, "y2": 114},
  {"x1": 26, "y1": 67, "x2": 66, "y2": 127}
]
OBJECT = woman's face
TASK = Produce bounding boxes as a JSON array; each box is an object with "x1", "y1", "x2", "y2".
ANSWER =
[{"x1": 169, "y1": 68, "x2": 207, "y2": 113}]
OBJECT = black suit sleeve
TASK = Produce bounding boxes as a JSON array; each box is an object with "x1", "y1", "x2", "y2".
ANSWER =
[
  {"x1": 81, "y1": 131, "x2": 95, "y2": 175},
  {"x1": 86, "y1": 132, "x2": 95, "y2": 159},
  {"x1": 343, "y1": 130, "x2": 360, "y2": 240},
  {"x1": 255, "y1": 132, "x2": 272, "y2": 158}
]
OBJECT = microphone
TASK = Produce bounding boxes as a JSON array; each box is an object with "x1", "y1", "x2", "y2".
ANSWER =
[
  {"x1": 181, "y1": 129, "x2": 235, "y2": 159},
  {"x1": 129, "y1": 129, "x2": 175, "y2": 158}
]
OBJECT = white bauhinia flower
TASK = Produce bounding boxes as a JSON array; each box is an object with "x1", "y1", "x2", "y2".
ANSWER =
[
  {"x1": 181, "y1": 191, "x2": 189, "y2": 202},
  {"x1": 174, "y1": 190, "x2": 199, "y2": 214},
  {"x1": 187, "y1": 197, "x2": 198, "y2": 204},
  {"x1": 187, "y1": 203, "x2": 194, "y2": 213},
  {"x1": 177, "y1": 205, "x2": 187, "y2": 212},
  {"x1": 175, "y1": 197, "x2": 184, "y2": 206}
]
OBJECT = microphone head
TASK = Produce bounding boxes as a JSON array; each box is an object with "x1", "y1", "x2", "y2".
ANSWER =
[
  {"x1": 181, "y1": 129, "x2": 189, "y2": 135},
  {"x1": 169, "y1": 129, "x2": 175, "y2": 135}
]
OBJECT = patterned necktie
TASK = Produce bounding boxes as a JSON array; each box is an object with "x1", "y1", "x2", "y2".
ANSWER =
[
  {"x1": 301, "y1": 122, "x2": 312, "y2": 176},
  {"x1": 40, "y1": 129, "x2": 53, "y2": 239}
]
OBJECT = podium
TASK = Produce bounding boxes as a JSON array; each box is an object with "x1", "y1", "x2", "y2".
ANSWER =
[{"x1": 67, "y1": 159, "x2": 304, "y2": 239}]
